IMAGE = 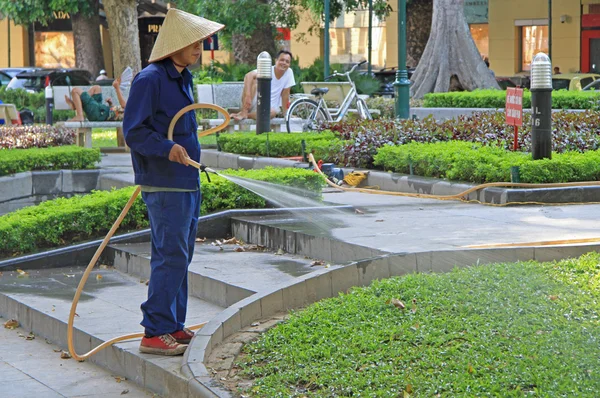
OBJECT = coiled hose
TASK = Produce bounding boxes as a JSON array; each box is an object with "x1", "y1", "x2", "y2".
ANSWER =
[{"x1": 67, "y1": 104, "x2": 230, "y2": 361}]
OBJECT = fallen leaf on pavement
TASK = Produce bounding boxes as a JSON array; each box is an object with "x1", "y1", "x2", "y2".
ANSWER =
[
  {"x1": 60, "y1": 351, "x2": 71, "y2": 359},
  {"x1": 4, "y1": 319, "x2": 19, "y2": 329},
  {"x1": 114, "y1": 376, "x2": 127, "y2": 383},
  {"x1": 53, "y1": 349, "x2": 62, "y2": 352},
  {"x1": 99, "y1": 264, "x2": 113, "y2": 270},
  {"x1": 276, "y1": 248, "x2": 285, "y2": 255},
  {"x1": 16, "y1": 269, "x2": 29, "y2": 277},
  {"x1": 96, "y1": 274, "x2": 103, "y2": 281},
  {"x1": 354, "y1": 209, "x2": 364, "y2": 214},
  {"x1": 375, "y1": 219, "x2": 384, "y2": 222},
  {"x1": 195, "y1": 237, "x2": 207, "y2": 242},
  {"x1": 234, "y1": 247, "x2": 245, "y2": 252},
  {"x1": 26, "y1": 332, "x2": 35, "y2": 340},
  {"x1": 310, "y1": 260, "x2": 325, "y2": 267},
  {"x1": 222, "y1": 237, "x2": 241, "y2": 245},
  {"x1": 251, "y1": 322, "x2": 260, "y2": 327},
  {"x1": 121, "y1": 390, "x2": 129, "y2": 395}
]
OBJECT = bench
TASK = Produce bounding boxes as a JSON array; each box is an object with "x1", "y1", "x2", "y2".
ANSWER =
[
  {"x1": 53, "y1": 86, "x2": 129, "y2": 150},
  {"x1": 196, "y1": 82, "x2": 286, "y2": 132}
]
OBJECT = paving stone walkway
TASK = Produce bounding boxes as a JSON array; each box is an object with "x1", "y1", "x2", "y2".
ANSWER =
[{"x1": 0, "y1": 315, "x2": 154, "y2": 398}]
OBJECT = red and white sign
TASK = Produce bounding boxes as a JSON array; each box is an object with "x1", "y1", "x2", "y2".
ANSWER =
[{"x1": 505, "y1": 87, "x2": 523, "y2": 127}]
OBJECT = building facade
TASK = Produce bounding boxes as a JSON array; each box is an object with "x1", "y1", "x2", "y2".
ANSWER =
[{"x1": 2, "y1": 1, "x2": 600, "y2": 79}]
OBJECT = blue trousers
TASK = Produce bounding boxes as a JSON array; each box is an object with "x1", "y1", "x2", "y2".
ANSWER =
[{"x1": 140, "y1": 190, "x2": 201, "y2": 337}]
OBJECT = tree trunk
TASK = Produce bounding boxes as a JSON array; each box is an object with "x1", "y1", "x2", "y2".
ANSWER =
[
  {"x1": 71, "y1": 0, "x2": 104, "y2": 78},
  {"x1": 407, "y1": 0, "x2": 432, "y2": 68},
  {"x1": 102, "y1": 0, "x2": 141, "y2": 77},
  {"x1": 410, "y1": 0, "x2": 498, "y2": 99},
  {"x1": 231, "y1": 0, "x2": 276, "y2": 64}
]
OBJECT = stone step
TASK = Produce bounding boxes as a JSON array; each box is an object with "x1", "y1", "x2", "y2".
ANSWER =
[
  {"x1": 0, "y1": 265, "x2": 224, "y2": 397},
  {"x1": 231, "y1": 214, "x2": 389, "y2": 264},
  {"x1": 106, "y1": 239, "x2": 326, "y2": 308}
]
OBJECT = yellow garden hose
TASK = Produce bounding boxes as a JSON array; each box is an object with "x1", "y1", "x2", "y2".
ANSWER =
[{"x1": 67, "y1": 104, "x2": 230, "y2": 361}]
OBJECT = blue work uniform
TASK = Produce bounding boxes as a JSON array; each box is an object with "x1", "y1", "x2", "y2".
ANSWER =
[{"x1": 123, "y1": 58, "x2": 201, "y2": 337}]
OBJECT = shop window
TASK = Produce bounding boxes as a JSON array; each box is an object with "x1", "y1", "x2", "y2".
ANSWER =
[
  {"x1": 521, "y1": 25, "x2": 548, "y2": 71},
  {"x1": 469, "y1": 24, "x2": 489, "y2": 59},
  {"x1": 35, "y1": 32, "x2": 75, "y2": 68}
]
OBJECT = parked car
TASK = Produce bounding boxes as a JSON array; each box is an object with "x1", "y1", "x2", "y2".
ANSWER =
[
  {"x1": 6, "y1": 68, "x2": 93, "y2": 93},
  {"x1": 0, "y1": 67, "x2": 41, "y2": 78},
  {"x1": 551, "y1": 73, "x2": 600, "y2": 91},
  {"x1": 0, "y1": 70, "x2": 12, "y2": 87},
  {"x1": 582, "y1": 79, "x2": 600, "y2": 91},
  {"x1": 495, "y1": 75, "x2": 530, "y2": 90}
]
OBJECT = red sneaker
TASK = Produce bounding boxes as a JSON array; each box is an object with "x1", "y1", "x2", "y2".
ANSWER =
[
  {"x1": 170, "y1": 328, "x2": 195, "y2": 344},
  {"x1": 139, "y1": 334, "x2": 187, "y2": 356}
]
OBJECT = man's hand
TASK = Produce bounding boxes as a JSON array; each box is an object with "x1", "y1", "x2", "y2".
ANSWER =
[{"x1": 168, "y1": 144, "x2": 190, "y2": 166}]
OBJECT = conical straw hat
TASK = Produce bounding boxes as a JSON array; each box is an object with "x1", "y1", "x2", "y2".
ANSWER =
[{"x1": 149, "y1": 8, "x2": 224, "y2": 63}]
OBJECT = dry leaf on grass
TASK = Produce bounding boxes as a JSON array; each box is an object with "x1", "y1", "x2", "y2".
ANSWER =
[
  {"x1": 3, "y1": 319, "x2": 19, "y2": 329},
  {"x1": 549, "y1": 295, "x2": 559, "y2": 301},
  {"x1": 386, "y1": 299, "x2": 405, "y2": 310}
]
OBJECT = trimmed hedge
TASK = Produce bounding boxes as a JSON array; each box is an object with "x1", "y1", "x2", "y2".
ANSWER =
[
  {"x1": 373, "y1": 141, "x2": 600, "y2": 184},
  {"x1": 0, "y1": 167, "x2": 325, "y2": 258},
  {"x1": 422, "y1": 89, "x2": 600, "y2": 109},
  {"x1": 216, "y1": 131, "x2": 337, "y2": 157},
  {"x1": 0, "y1": 146, "x2": 101, "y2": 176}
]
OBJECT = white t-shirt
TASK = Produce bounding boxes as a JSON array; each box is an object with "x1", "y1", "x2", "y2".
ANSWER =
[{"x1": 269, "y1": 66, "x2": 295, "y2": 109}]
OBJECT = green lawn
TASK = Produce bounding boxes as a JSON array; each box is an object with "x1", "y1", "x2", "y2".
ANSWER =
[
  {"x1": 91, "y1": 128, "x2": 218, "y2": 148},
  {"x1": 238, "y1": 253, "x2": 600, "y2": 397}
]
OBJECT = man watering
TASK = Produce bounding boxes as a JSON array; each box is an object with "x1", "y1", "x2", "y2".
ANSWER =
[{"x1": 123, "y1": 9, "x2": 224, "y2": 356}]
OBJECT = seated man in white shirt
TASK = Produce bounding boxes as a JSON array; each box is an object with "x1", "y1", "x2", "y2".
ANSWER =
[{"x1": 230, "y1": 50, "x2": 295, "y2": 120}]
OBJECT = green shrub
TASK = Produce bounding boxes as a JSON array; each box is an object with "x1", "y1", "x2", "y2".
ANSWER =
[
  {"x1": 0, "y1": 167, "x2": 325, "y2": 257},
  {"x1": 0, "y1": 146, "x2": 101, "y2": 176},
  {"x1": 0, "y1": 87, "x2": 45, "y2": 110},
  {"x1": 316, "y1": 111, "x2": 600, "y2": 168},
  {"x1": 365, "y1": 97, "x2": 395, "y2": 119},
  {"x1": 373, "y1": 141, "x2": 600, "y2": 183},
  {"x1": 0, "y1": 187, "x2": 149, "y2": 258},
  {"x1": 423, "y1": 89, "x2": 600, "y2": 109},
  {"x1": 216, "y1": 131, "x2": 338, "y2": 157}
]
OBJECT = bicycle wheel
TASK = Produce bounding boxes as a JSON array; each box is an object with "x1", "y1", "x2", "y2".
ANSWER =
[
  {"x1": 356, "y1": 98, "x2": 372, "y2": 120},
  {"x1": 286, "y1": 99, "x2": 328, "y2": 133}
]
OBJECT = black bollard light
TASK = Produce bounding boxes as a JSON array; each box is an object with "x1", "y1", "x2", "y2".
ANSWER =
[
  {"x1": 256, "y1": 51, "x2": 272, "y2": 135},
  {"x1": 530, "y1": 53, "x2": 553, "y2": 160},
  {"x1": 45, "y1": 84, "x2": 54, "y2": 125}
]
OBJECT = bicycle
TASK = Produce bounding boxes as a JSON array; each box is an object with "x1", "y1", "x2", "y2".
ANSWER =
[{"x1": 285, "y1": 60, "x2": 372, "y2": 133}]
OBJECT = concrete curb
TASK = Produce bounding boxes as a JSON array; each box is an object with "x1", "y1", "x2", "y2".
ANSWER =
[
  {"x1": 185, "y1": 243, "x2": 600, "y2": 397},
  {"x1": 0, "y1": 170, "x2": 102, "y2": 214}
]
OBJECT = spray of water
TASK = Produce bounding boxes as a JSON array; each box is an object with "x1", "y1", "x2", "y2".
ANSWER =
[{"x1": 219, "y1": 174, "x2": 349, "y2": 234}]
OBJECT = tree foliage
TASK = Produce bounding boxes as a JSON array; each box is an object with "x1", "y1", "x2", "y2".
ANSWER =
[
  {"x1": 0, "y1": 0, "x2": 95, "y2": 26},
  {"x1": 178, "y1": 0, "x2": 391, "y2": 47}
]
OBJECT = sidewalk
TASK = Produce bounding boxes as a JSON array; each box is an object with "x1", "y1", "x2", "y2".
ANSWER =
[{"x1": 0, "y1": 315, "x2": 153, "y2": 398}]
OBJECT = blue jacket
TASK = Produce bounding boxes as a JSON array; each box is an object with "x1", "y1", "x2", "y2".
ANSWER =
[{"x1": 123, "y1": 59, "x2": 199, "y2": 189}]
